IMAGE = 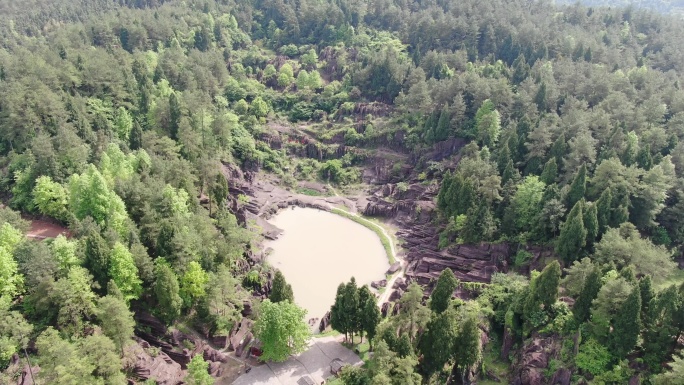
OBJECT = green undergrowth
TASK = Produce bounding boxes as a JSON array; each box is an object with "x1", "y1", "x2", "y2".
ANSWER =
[{"x1": 331, "y1": 208, "x2": 395, "y2": 264}]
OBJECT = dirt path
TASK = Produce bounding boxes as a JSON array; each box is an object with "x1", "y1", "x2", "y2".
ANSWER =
[
  {"x1": 25, "y1": 217, "x2": 70, "y2": 240},
  {"x1": 326, "y1": 185, "x2": 405, "y2": 307}
]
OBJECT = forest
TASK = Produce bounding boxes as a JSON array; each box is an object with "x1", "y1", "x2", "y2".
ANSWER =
[{"x1": 1, "y1": 0, "x2": 684, "y2": 384}]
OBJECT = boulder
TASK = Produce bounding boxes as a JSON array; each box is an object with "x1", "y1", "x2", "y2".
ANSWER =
[
  {"x1": 551, "y1": 368, "x2": 572, "y2": 385},
  {"x1": 520, "y1": 367, "x2": 544, "y2": 385},
  {"x1": 371, "y1": 280, "x2": 387, "y2": 289},
  {"x1": 386, "y1": 262, "x2": 401, "y2": 274},
  {"x1": 392, "y1": 277, "x2": 406, "y2": 290},
  {"x1": 208, "y1": 361, "x2": 223, "y2": 377},
  {"x1": 389, "y1": 288, "x2": 403, "y2": 302},
  {"x1": 203, "y1": 346, "x2": 228, "y2": 363}
]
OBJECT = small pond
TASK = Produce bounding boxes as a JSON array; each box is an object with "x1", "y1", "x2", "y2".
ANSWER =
[{"x1": 264, "y1": 207, "x2": 389, "y2": 321}]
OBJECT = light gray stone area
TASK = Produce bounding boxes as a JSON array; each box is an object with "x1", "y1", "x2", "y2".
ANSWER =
[{"x1": 232, "y1": 336, "x2": 362, "y2": 385}]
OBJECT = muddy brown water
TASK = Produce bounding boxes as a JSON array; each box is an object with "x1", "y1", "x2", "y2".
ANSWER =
[{"x1": 264, "y1": 207, "x2": 389, "y2": 321}]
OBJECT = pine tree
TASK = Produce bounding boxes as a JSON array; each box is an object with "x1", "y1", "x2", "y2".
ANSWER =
[
  {"x1": 153, "y1": 262, "x2": 182, "y2": 325},
  {"x1": 583, "y1": 202, "x2": 599, "y2": 244},
  {"x1": 566, "y1": 164, "x2": 587, "y2": 209},
  {"x1": 537, "y1": 260, "x2": 561, "y2": 309},
  {"x1": 429, "y1": 268, "x2": 458, "y2": 314},
  {"x1": 611, "y1": 193, "x2": 630, "y2": 228},
  {"x1": 461, "y1": 202, "x2": 497, "y2": 244},
  {"x1": 396, "y1": 333, "x2": 413, "y2": 358},
  {"x1": 497, "y1": 140, "x2": 512, "y2": 174},
  {"x1": 129, "y1": 121, "x2": 143, "y2": 150},
  {"x1": 418, "y1": 310, "x2": 457, "y2": 376},
  {"x1": 610, "y1": 286, "x2": 641, "y2": 359},
  {"x1": 270, "y1": 270, "x2": 294, "y2": 303},
  {"x1": 573, "y1": 267, "x2": 602, "y2": 323},
  {"x1": 169, "y1": 93, "x2": 181, "y2": 140},
  {"x1": 556, "y1": 200, "x2": 587, "y2": 262},
  {"x1": 596, "y1": 188, "x2": 612, "y2": 237},
  {"x1": 638, "y1": 276, "x2": 653, "y2": 324},
  {"x1": 549, "y1": 133, "x2": 568, "y2": 165},
  {"x1": 637, "y1": 144, "x2": 653, "y2": 170},
  {"x1": 359, "y1": 286, "x2": 380, "y2": 349},
  {"x1": 454, "y1": 315, "x2": 481, "y2": 383},
  {"x1": 434, "y1": 105, "x2": 451, "y2": 142},
  {"x1": 540, "y1": 158, "x2": 558, "y2": 185},
  {"x1": 502, "y1": 159, "x2": 517, "y2": 185},
  {"x1": 330, "y1": 283, "x2": 350, "y2": 340}
]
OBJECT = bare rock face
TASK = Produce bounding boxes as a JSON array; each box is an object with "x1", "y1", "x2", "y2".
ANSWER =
[
  {"x1": 371, "y1": 279, "x2": 387, "y2": 289},
  {"x1": 129, "y1": 340, "x2": 183, "y2": 385},
  {"x1": 513, "y1": 336, "x2": 562, "y2": 385},
  {"x1": 229, "y1": 318, "x2": 254, "y2": 351},
  {"x1": 319, "y1": 311, "x2": 331, "y2": 333}
]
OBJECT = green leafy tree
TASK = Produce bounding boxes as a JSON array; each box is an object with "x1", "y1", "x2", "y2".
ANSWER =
[
  {"x1": 113, "y1": 107, "x2": 133, "y2": 141},
  {"x1": 153, "y1": 262, "x2": 183, "y2": 325},
  {"x1": 511, "y1": 176, "x2": 546, "y2": 237},
  {"x1": 203, "y1": 265, "x2": 244, "y2": 334},
  {"x1": 51, "y1": 234, "x2": 79, "y2": 273},
  {"x1": 595, "y1": 223, "x2": 676, "y2": 281},
  {"x1": 654, "y1": 353, "x2": 684, "y2": 384},
  {"x1": 96, "y1": 295, "x2": 135, "y2": 356},
  {"x1": 270, "y1": 269, "x2": 294, "y2": 303},
  {"x1": 253, "y1": 299, "x2": 310, "y2": 362},
  {"x1": 250, "y1": 96, "x2": 269, "y2": 118},
  {"x1": 474, "y1": 99, "x2": 501, "y2": 146},
  {"x1": 32, "y1": 175, "x2": 69, "y2": 221},
  {"x1": 109, "y1": 243, "x2": 142, "y2": 302},
  {"x1": 180, "y1": 261, "x2": 209, "y2": 308},
  {"x1": 35, "y1": 327, "x2": 99, "y2": 385},
  {"x1": 575, "y1": 338, "x2": 611, "y2": 376},
  {"x1": 0, "y1": 306, "x2": 33, "y2": 365},
  {"x1": 556, "y1": 200, "x2": 587, "y2": 262},
  {"x1": 429, "y1": 268, "x2": 458, "y2": 314},
  {"x1": 68, "y1": 165, "x2": 129, "y2": 237},
  {"x1": 186, "y1": 355, "x2": 214, "y2": 385},
  {"x1": 0, "y1": 223, "x2": 24, "y2": 305},
  {"x1": 51, "y1": 266, "x2": 97, "y2": 336}
]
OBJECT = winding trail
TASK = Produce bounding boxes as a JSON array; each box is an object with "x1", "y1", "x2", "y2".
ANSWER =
[{"x1": 326, "y1": 185, "x2": 405, "y2": 307}]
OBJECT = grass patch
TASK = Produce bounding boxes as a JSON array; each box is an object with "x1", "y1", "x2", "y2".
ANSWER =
[
  {"x1": 656, "y1": 267, "x2": 684, "y2": 290},
  {"x1": 295, "y1": 186, "x2": 325, "y2": 196},
  {"x1": 342, "y1": 337, "x2": 372, "y2": 362},
  {"x1": 326, "y1": 378, "x2": 344, "y2": 385},
  {"x1": 478, "y1": 336, "x2": 510, "y2": 384},
  {"x1": 317, "y1": 329, "x2": 341, "y2": 338},
  {"x1": 331, "y1": 208, "x2": 395, "y2": 264}
]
